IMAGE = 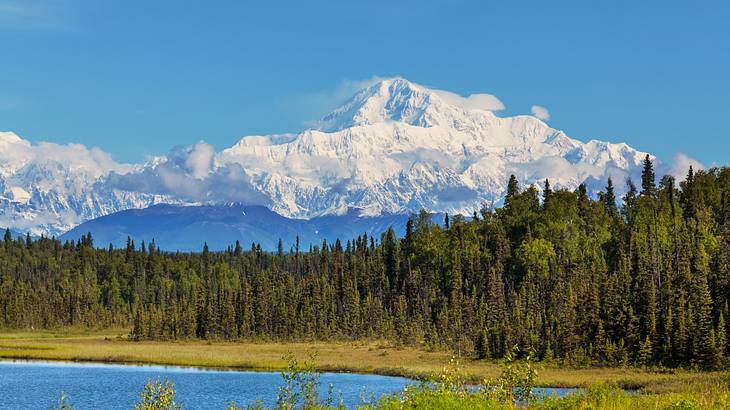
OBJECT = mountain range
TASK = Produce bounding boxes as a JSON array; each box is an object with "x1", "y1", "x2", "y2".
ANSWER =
[
  {"x1": 60, "y1": 204, "x2": 428, "y2": 252},
  {"x1": 1, "y1": 78, "x2": 652, "y2": 247}
]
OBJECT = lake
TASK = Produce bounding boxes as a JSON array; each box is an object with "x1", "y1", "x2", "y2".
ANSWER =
[
  {"x1": 0, "y1": 360, "x2": 412, "y2": 409},
  {"x1": 0, "y1": 360, "x2": 581, "y2": 409}
]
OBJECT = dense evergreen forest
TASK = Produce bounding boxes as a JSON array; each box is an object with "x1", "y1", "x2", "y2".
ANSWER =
[{"x1": 2, "y1": 157, "x2": 730, "y2": 369}]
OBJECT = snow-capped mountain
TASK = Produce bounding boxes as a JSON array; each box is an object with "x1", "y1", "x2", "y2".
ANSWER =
[
  {"x1": 1, "y1": 78, "x2": 650, "y2": 237},
  {"x1": 218, "y1": 78, "x2": 649, "y2": 218},
  {"x1": 0, "y1": 131, "x2": 175, "y2": 236}
]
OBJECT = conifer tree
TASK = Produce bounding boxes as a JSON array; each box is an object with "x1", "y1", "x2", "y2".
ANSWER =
[
  {"x1": 717, "y1": 311, "x2": 727, "y2": 361},
  {"x1": 600, "y1": 177, "x2": 618, "y2": 219},
  {"x1": 639, "y1": 336, "x2": 653, "y2": 366},
  {"x1": 695, "y1": 275, "x2": 717, "y2": 368},
  {"x1": 505, "y1": 174, "x2": 520, "y2": 210},
  {"x1": 641, "y1": 154, "x2": 656, "y2": 197},
  {"x1": 542, "y1": 179, "x2": 552, "y2": 207},
  {"x1": 476, "y1": 329, "x2": 490, "y2": 359},
  {"x1": 623, "y1": 179, "x2": 638, "y2": 224},
  {"x1": 680, "y1": 166, "x2": 696, "y2": 220}
]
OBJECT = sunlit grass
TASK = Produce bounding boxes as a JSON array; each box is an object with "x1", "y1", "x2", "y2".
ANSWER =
[
  {"x1": 1, "y1": 330, "x2": 728, "y2": 409},
  {"x1": 0, "y1": 330, "x2": 723, "y2": 395}
]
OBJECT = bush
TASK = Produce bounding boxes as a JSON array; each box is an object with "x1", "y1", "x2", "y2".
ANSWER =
[
  {"x1": 277, "y1": 352, "x2": 343, "y2": 409},
  {"x1": 483, "y1": 345, "x2": 538, "y2": 404},
  {"x1": 134, "y1": 378, "x2": 182, "y2": 410}
]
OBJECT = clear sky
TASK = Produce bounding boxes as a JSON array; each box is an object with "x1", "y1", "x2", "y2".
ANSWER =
[{"x1": 1, "y1": 0, "x2": 728, "y2": 165}]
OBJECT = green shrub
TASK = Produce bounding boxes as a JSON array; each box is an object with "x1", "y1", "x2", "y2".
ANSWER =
[
  {"x1": 482, "y1": 346, "x2": 538, "y2": 404},
  {"x1": 277, "y1": 352, "x2": 344, "y2": 410},
  {"x1": 134, "y1": 378, "x2": 182, "y2": 410}
]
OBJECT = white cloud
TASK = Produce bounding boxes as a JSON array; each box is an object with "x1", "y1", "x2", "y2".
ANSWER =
[
  {"x1": 35, "y1": 142, "x2": 132, "y2": 176},
  {"x1": 660, "y1": 152, "x2": 705, "y2": 181},
  {"x1": 431, "y1": 89, "x2": 505, "y2": 112},
  {"x1": 106, "y1": 143, "x2": 270, "y2": 205},
  {"x1": 531, "y1": 105, "x2": 550, "y2": 121},
  {"x1": 184, "y1": 141, "x2": 215, "y2": 179},
  {"x1": 0, "y1": 132, "x2": 132, "y2": 179}
]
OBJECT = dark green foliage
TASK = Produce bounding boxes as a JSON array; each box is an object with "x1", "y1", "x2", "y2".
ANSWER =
[
  {"x1": 641, "y1": 154, "x2": 656, "y2": 197},
  {"x1": 2, "y1": 165, "x2": 730, "y2": 369},
  {"x1": 599, "y1": 177, "x2": 618, "y2": 219}
]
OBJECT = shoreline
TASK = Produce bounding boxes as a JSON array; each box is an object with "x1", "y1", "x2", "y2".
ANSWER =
[
  {"x1": 0, "y1": 354, "x2": 425, "y2": 381},
  {"x1": 0, "y1": 332, "x2": 723, "y2": 393},
  {"x1": 0, "y1": 356, "x2": 421, "y2": 379}
]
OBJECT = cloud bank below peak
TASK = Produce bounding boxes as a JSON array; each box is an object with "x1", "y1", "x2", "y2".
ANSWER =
[{"x1": 105, "y1": 143, "x2": 270, "y2": 206}]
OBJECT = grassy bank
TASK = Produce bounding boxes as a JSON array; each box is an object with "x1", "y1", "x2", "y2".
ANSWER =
[{"x1": 0, "y1": 330, "x2": 723, "y2": 395}]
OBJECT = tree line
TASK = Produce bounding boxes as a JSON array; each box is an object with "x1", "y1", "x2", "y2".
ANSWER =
[{"x1": 1, "y1": 156, "x2": 729, "y2": 368}]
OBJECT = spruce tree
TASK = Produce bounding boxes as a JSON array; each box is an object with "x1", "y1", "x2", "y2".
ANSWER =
[
  {"x1": 718, "y1": 208, "x2": 730, "y2": 310},
  {"x1": 476, "y1": 329, "x2": 489, "y2": 359},
  {"x1": 717, "y1": 311, "x2": 727, "y2": 361},
  {"x1": 542, "y1": 179, "x2": 552, "y2": 207},
  {"x1": 505, "y1": 174, "x2": 520, "y2": 210},
  {"x1": 638, "y1": 336, "x2": 653, "y2": 366},
  {"x1": 680, "y1": 166, "x2": 696, "y2": 220},
  {"x1": 641, "y1": 154, "x2": 656, "y2": 197},
  {"x1": 694, "y1": 276, "x2": 717, "y2": 369},
  {"x1": 600, "y1": 177, "x2": 618, "y2": 218}
]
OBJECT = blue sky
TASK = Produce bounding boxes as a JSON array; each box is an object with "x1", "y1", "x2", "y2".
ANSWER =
[{"x1": 1, "y1": 0, "x2": 728, "y2": 165}]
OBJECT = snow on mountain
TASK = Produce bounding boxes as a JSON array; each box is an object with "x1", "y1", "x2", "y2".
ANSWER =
[
  {"x1": 218, "y1": 78, "x2": 649, "y2": 218},
  {"x1": 1, "y1": 78, "x2": 651, "y2": 237},
  {"x1": 0, "y1": 131, "x2": 175, "y2": 235}
]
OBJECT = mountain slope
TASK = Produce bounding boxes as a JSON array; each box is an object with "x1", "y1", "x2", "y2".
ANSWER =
[
  {"x1": 60, "y1": 204, "x2": 419, "y2": 251},
  {"x1": 0, "y1": 131, "x2": 174, "y2": 236},
  {"x1": 218, "y1": 78, "x2": 649, "y2": 217},
  {"x1": 2, "y1": 78, "x2": 650, "y2": 237}
]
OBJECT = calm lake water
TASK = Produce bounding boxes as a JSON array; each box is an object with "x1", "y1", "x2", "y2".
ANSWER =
[
  {"x1": 0, "y1": 360, "x2": 580, "y2": 409},
  {"x1": 0, "y1": 360, "x2": 412, "y2": 409}
]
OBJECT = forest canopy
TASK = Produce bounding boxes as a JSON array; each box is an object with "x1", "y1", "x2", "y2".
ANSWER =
[{"x1": 2, "y1": 159, "x2": 730, "y2": 369}]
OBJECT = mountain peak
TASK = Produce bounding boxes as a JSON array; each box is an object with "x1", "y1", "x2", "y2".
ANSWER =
[
  {"x1": 314, "y1": 77, "x2": 501, "y2": 133},
  {"x1": 315, "y1": 77, "x2": 430, "y2": 132},
  {"x1": 0, "y1": 131, "x2": 26, "y2": 145}
]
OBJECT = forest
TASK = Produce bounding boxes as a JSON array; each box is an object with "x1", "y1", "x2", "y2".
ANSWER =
[{"x1": 1, "y1": 157, "x2": 729, "y2": 370}]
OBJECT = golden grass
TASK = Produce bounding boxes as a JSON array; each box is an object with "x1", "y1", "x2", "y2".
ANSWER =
[{"x1": 0, "y1": 330, "x2": 722, "y2": 394}]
